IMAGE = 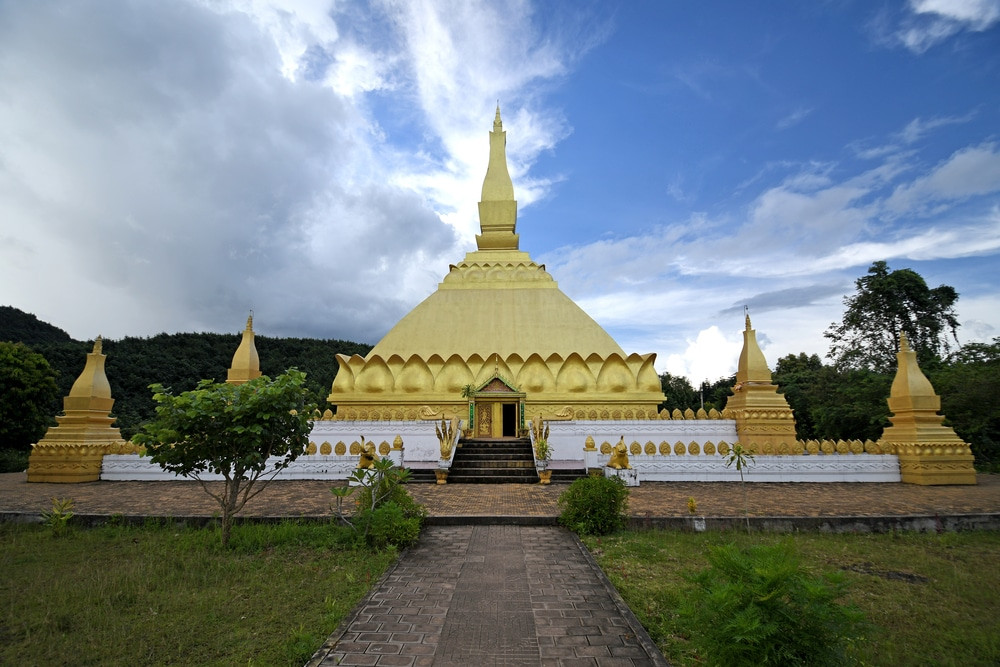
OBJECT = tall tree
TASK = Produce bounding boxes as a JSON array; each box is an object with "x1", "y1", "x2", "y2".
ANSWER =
[
  {"x1": 825, "y1": 261, "x2": 959, "y2": 372},
  {"x1": 135, "y1": 370, "x2": 315, "y2": 547},
  {"x1": 931, "y1": 338, "x2": 1000, "y2": 471},
  {"x1": 0, "y1": 342, "x2": 60, "y2": 451}
]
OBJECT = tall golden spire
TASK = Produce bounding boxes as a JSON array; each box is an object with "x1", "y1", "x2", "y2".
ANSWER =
[
  {"x1": 227, "y1": 313, "x2": 261, "y2": 385},
  {"x1": 476, "y1": 104, "x2": 519, "y2": 250}
]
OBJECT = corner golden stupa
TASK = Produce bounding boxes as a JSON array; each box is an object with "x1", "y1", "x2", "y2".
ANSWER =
[{"x1": 327, "y1": 107, "x2": 666, "y2": 435}]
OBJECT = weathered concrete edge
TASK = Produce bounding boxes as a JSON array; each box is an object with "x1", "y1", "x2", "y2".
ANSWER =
[
  {"x1": 626, "y1": 513, "x2": 1000, "y2": 533},
  {"x1": 3, "y1": 512, "x2": 999, "y2": 533},
  {"x1": 570, "y1": 529, "x2": 672, "y2": 667}
]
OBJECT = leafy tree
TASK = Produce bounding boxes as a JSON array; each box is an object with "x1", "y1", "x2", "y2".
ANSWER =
[
  {"x1": 134, "y1": 370, "x2": 315, "y2": 547},
  {"x1": 774, "y1": 353, "x2": 825, "y2": 441},
  {"x1": 825, "y1": 261, "x2": 959, "y2": 372},
  {"x1": 774, "y1": 353, "x2": 892, "y2": 443},
  {"x1": 659, "y1": 372, "x2": 697, "y2": 412},
  {"x1": 0, "y1": 341, "x2": 60, "y2": 452},
  {"x1": 659, "y1": 372, "x2": 735, "y2": 413}
]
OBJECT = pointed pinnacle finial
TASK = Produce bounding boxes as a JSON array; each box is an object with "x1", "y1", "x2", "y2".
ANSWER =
[
  {"x1": 899, "y1": 331, "x2": 910, "y2": 352},
  {"x1": 245, "y1": 310, "x2": 254, "y2": 331},
  {"x1": 494, "y1": 102, "x2": 502, "y2": 130},
  {"x1": 93, "y1": 336, "x2": 103, "y2": 355},
  {"x1": 744, "y1": 306, "x2": 751, "y2": 331}
]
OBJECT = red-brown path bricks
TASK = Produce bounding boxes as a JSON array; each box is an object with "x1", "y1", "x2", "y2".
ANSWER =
[
  {"x1": 3, "y1": 472, "x2": 999, "y2": 520},
  {"x1": 307, "y1": 525, "x2": 668, "y2": 667}
]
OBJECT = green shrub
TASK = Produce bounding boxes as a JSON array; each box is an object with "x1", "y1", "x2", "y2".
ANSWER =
[
  {"x1": 0, "y1": 448, "x2": 29, "y2": 473},
  {"x1": 680, "y1": 541, "x2": 867, "y2": 666},
  {"x1": 357, "y1": 474, "x2": 428, "y2": 522},
  {"x1": 558, "y1": 474, "x2": 629, "y2": 535},
  {"x1": 358, "y1": 501, "x2": 421, "y2": 550},
  {"x1": 41, "y1": 497, "x2": 75, "y2": 537},
  {"x1": 333, "y1": 457, "x2": 427, "y2": 550}
]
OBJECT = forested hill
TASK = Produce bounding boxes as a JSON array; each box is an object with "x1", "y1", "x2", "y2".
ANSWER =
[
  {"x1": 0, "y1": 306, "x2": 372, "y2": 437},
  {"x1": 0, "y1": 306, "x2": 74, "y2": 345}
]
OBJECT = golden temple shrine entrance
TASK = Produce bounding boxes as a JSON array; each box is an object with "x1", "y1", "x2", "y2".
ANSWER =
[{"x1": 468, "y1": 375, "x2": 525, "y2": 439}]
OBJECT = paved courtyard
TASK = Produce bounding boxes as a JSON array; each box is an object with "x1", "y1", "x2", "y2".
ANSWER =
[{"x1": 2, "y1": 472, "x2": 998, "y2": 520}]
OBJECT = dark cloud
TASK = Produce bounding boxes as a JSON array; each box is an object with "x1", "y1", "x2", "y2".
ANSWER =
[
  {"x1": 719, "y1": 283, "x2": 848, "y2": 317},
  {"x1": 0, "y1": 0, "x2": 459, "y2": 343}
]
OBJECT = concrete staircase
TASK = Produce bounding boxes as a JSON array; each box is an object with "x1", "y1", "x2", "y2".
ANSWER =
[
  {"x1": 447, "y1": 438, "x2": 539, "y2": 484},
  {"x1": 406, "y1": 437, "x2": 589, "y2": 484}
]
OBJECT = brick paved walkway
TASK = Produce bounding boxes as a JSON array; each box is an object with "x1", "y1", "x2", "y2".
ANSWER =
[
  {"x1": 3, "y1": 472, "x2": 998, "y2": 520},
  {"x1": 308, "y1": 525, "x2": 667, "y2": 667}
]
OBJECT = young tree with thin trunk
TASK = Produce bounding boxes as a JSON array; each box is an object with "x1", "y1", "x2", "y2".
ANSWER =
[{"x1": 135, "y1": 370, "x2": 314, "y2": 547}]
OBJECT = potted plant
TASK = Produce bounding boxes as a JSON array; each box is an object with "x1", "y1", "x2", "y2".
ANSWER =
[
  {"x1": 535, "y1": 438, "x2": 553, "y2": 466},
  {"x1": 535, "y1": 438, "x2": 553, "y2": 484}
]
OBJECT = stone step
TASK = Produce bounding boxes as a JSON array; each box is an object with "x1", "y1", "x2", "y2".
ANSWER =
[
  {"x1": 444, "y1": 437, "x2": 540, "y2": 484},
  {"x1": 450, "y1": 460, "x2": 535, "y2": 470},
  {"x1": 445, "y1": 472, "x2": 540, "y2": 484}
]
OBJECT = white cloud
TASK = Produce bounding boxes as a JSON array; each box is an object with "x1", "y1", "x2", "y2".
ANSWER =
[
  {"x1": 776, "y1": 107, "x2": 813, "y2": 130},
  {"x1": 895, "y1": 0, "x2": 1000, "y2": 52},
  {"x1": 664, "y1": 326, "x2": 743, "y2": 384},
  {"x1": 0, "y1": 0, "x2": 603, "y2": 343},
  {"x1": 885, "y1": 142, "x2": 1000, "y2": 214}
]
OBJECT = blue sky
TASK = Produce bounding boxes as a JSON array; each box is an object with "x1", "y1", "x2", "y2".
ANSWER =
[{"x1": 1, "y1": 0, "x2": 998, "y2": 384}]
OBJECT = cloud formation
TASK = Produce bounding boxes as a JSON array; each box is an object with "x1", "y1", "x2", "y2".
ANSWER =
[
  {"x1": 1, "y1": 1, "x2": 997, "y2": 385},
  {"x1": 894, "y1": 0, "x2": 1000, "y2": 52}
]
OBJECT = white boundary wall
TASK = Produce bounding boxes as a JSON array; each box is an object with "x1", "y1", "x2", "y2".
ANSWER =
[
  {"x1": 101, "y1": 418, "x2": 901, "y2": 483},
  {"x1": 619, "y1": 454, "x2": 901, "y2": 483}
]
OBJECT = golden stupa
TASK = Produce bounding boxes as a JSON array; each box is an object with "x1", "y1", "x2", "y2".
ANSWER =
[{"x1": 328, "y1": 107, "x2": 665, "y2": 435}]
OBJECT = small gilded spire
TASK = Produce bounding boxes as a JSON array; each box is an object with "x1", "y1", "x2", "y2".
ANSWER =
[
  {"x1": 736, "y1": 313, "x2": 772, "y2": 384},
  {"x1": 494, "y1": 102, "x2": 502, "y2": 130},
  {"x1": 227, "y1": 312, "x2": 261, "y2": 385},
  {"x1": 93, "y1": 335, "x2": 103, "y2": 355}
]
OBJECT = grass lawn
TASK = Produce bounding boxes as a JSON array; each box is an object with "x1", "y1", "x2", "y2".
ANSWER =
[
  {"x1": 0, "y1": 520, "x2": 396, "y2": 665},
  {"x1": 584, "y1": 529, "x2": 1000, "y2": 666}
]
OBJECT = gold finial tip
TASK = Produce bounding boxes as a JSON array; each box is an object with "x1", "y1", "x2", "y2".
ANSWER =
[
  {"x1": 494, "y1": 103, "x2": 502, "y2": 129},
  {"x1": 744, "y1": 307, "x2": 751, "y2": 331},
  {"x1": 245, "y1": 312, "x2": 253, "y2": 330},
  {"x1": 899, "y1": 331, "x2": 910, "y2": 351},
  {"x1": 93, "y1": 336, "x2": 103, "y2": 354}
]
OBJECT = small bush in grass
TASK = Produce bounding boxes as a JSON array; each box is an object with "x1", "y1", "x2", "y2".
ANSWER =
[
  {"x1": 558, "y1": 474, "x2": 629, "y2": 535},
  {"x1": 680, "y1": 541, "x2": 867, "y2": 667},
  {"x1": 358, "y1": 501, "x2": 421, "y2": 550},
  {"x1": 332, "y1": 457, "x2": 427, "y2": 549},
  {"x1": 41, "y1": 497, "x2": 74, "y2": 537}
]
